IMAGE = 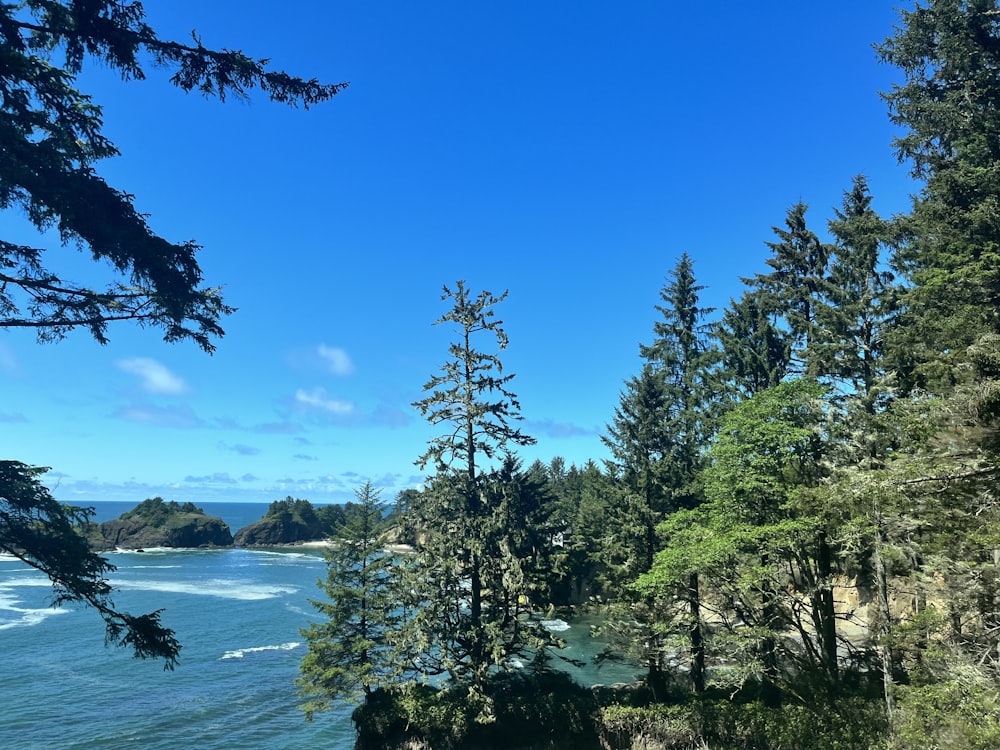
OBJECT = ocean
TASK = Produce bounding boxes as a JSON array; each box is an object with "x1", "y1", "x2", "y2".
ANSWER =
[{"x1": 1, "y1": 502, "x2": 640, "y2": 750}]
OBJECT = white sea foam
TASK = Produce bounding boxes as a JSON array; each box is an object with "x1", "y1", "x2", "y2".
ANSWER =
[
  {"x1": 0, "y1": 586, "x2": 69, "y2": 629},
  {"x1": 541, "y1": 618, "x2": 571, "y2": 632},
  {"x1": 220, "y1": 642, "x2": 301, "y2": 660},
  {"x1": 110, "y1": 578, "x2": 298, "y2": 601}
]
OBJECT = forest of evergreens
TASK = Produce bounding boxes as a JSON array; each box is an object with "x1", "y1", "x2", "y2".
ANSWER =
[{"x1": 298, "y1": 3, "x2": 1000, "y2": 748}]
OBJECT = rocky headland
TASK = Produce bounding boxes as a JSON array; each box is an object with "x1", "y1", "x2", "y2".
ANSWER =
[{"x1": 90, "y1": 497, "x2": 233, "y2": 550}]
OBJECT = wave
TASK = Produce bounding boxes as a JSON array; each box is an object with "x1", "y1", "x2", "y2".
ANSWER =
[
  {"x1": 110, "y1": 578, "x2": 298, "y2": 601},
  {"x1": 220, "y1": 642, "x2": 301, "y2": 660},
  {"x1": 0, "y1": 586, "x2": 69, "y2": 630},
  {"x1": 541, "y1": 618, "x2": 571, "y2": 632}
]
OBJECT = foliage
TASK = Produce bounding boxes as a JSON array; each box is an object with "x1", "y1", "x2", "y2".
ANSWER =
[
  {"x1": 401, "y1": 281, "x2": 551, "y2": 694},
  {"x1": 299, "y1": 483, "x2": 400, "y2": 718},
  {"x1": 353, "y1": 671, "x2": 601, "y2": 750},
  {"x1": 0, "y1": 0, "x2": 345, "y2": 349},
  {"x1": 878, "y1": 0, "x2": 1000, "y2": 390},
  {"x1": 599, "y1": 693, "x2": 887, "y2": 750},
  {"x1": 0, "y1": 461, "x2": 179, "y2": 668},
  {"x1": 120, "y1": 496, "x2": 206, "y2": 527}
]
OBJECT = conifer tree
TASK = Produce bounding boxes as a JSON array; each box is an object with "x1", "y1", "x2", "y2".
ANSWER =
[
  {"x1": 715, "y1": 291, "x2": 791, "y2": 399},
  {"x1": 603, "y1": 254, "x2": 718, "y2": 694},
  {"x1": 402, "y1": 281, "x2": 545, "y2": 696},
  {"x1": 819, "y1": 175, "x2": 895, "y2": 411},
  {"x1": 878, "y1": 0, "x2": 1000, "y2": 391},
  {"x1": 298, "y1": 482, "x2": 399, "y2": 717},
  {"x1": 746, "y1": 202, "x2": 831, "y2": 377}
]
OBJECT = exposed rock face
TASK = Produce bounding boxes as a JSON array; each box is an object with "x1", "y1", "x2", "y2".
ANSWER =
[
  {"x1": 233, "y1": 517, "x2": 324, "y2": 546},
  {"x1": 99, "y1": 515, "x2": 233, "y2": 549}
]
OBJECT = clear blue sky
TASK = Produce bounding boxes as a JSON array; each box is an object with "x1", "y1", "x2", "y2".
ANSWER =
[{"x1": 2, "y1": 1, "x2": 916, "y2": 506}]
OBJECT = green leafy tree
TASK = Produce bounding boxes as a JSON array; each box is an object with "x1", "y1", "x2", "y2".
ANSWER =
[
  {"x1": 299, "y1": 482, "x2": 399, "y2": 717},
  {"x1": 1, "y1": 1, "x2": 346, "y2": 348},
  {"x1": 0, "y1": 461, "x2": 179, "y2": 667},
  {"x1": 403, "y1": 281, "x2": 546, "y2": 696},
  {"x1": 641, "y1": 381, "x2": 842, "y2": 700}
]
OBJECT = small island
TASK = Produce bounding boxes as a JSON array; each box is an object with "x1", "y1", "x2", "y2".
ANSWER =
[
  {"x1": 93, "y1": 497, "x2": 233, "y2": 550},
  {"x1": 233, "y1": 496, "x2": 346, "y2": 547}
]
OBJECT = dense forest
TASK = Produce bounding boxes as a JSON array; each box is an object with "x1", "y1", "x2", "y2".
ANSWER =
[{"x1": 297, "y1": 3, "x2": 1000, "y2": 748}]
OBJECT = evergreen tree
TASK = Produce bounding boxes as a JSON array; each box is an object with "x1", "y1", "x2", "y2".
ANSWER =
[
  {"x1": 403, "y1": 281, "x2": 544, "y2": 696},
  {"x1": 878, "y1": 0, "x2": 1000, "y2": 391},
  {"x1": 298, "y1": 482, "x2": 398, "y2": 717},
  {"x1": 747, "y1": 202, "x2": 831, "y2": 377},
  {"x1": 819, "y1": 175, "x2": 896, "y2": 411},
  {"x1": 715, "y1": 291, "x2": 792, "y2": 399},
  {"x1": 603, "y1": 254, "x2": 718, "y2": 695},
  {"x1": 0, "y1": 461, "x2": 179, "y2": 667}
]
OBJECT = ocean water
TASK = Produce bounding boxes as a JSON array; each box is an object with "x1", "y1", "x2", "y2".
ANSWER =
[{"x1": 1, "y1": 502, "x2": 640, "y2": 750}]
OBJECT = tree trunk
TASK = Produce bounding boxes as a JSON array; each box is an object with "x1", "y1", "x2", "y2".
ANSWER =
[
  {"x1": 873, "y1": 515, "x2": 894, "y2": 723},
  {"x1": 689, "y1": 572, "x2": 705, "y2": 693},
  {"x1": 817, "y1": 532, "x2": 838, "y2": 682}
]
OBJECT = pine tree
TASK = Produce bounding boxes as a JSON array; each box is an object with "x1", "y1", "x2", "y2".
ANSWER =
[
  {"x1": 747, "y1": 202, "x2": 831, "y2": 377},
  {"x1": 878, "y1": 0, "x2": 1000, "y2": 391},
  {"x1": 819, "y1": 175, "x2": 896, "y2": 411},
  {"x1": 603, "y1": 254, "x2": 718, "y2": 695},
  {"x1": 403, "y1": 281, "x2": 544, "y2": 695},
  {"x1": 298, "y1": 482, "x2": 399, "y2": 717},
  {"x1": 716, "y1": 291, "x2": 792, "y2": 399}
]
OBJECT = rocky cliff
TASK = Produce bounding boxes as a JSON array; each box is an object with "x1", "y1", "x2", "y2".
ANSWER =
[
  {"x1": 232, "y1": 516, "x2": 324, "y2": 546},
  {"x1": 94, "y1": 498, "x2": 233, "y2": 549}
]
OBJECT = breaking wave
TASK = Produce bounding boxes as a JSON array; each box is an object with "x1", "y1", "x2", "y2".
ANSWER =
[
  {"x1": 220, "y1": 642, "x2": 302, "y2": 660},
  {"x1": 110, "y1": 578, "x2": 298, "y2": 601}
]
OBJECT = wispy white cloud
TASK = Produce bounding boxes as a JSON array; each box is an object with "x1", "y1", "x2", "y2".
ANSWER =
[
  {"x1": 318, "y1": 345, "x2": 355, "y2": 376},
  {"x1": 183, "y1": 472, "x2": 238, "y2": 485},
  {"x1": 295, "y1": 387, "x2": 355, "y2": 415},
  {"x1": 0, "y1": 411, "x2": 28, "y2": 423},
  {"x1": 117, "y1": 357, "x2": 187, "y2": 395},
  {"x1": 113, "y1": 403, "x2": 204, "y2": 428},
  {"x1": 293, "y1": 453, "x2": 319, "y2": 461}
]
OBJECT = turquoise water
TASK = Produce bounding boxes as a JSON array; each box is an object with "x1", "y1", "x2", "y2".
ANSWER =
[{"x1": 1, "y1": 502, "x2": 640, "y2": 749}]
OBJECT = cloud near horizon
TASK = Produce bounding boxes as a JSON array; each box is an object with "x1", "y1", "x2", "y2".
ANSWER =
[{"x1": 116, "y1": 357, "x2": 187, "y2": 395}]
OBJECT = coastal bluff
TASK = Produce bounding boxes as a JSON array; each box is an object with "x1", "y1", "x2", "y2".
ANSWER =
[{"x1": 94, "y1": 498, "x2": 233, "y2": 550}]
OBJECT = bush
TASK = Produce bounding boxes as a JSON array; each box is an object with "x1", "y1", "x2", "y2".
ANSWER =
[{"x1": 353, "y1": 671, "x2": 601, "y2": 750}]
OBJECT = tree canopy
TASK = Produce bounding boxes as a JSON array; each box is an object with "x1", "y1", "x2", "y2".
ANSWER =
[{"x1": 0, "y1": 0, "x2": 347, "y2": 350}]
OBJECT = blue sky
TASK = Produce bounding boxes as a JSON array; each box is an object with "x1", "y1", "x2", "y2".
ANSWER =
[{"x1": 3, "y1": 1, "x2": 917, "y2": 506}]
